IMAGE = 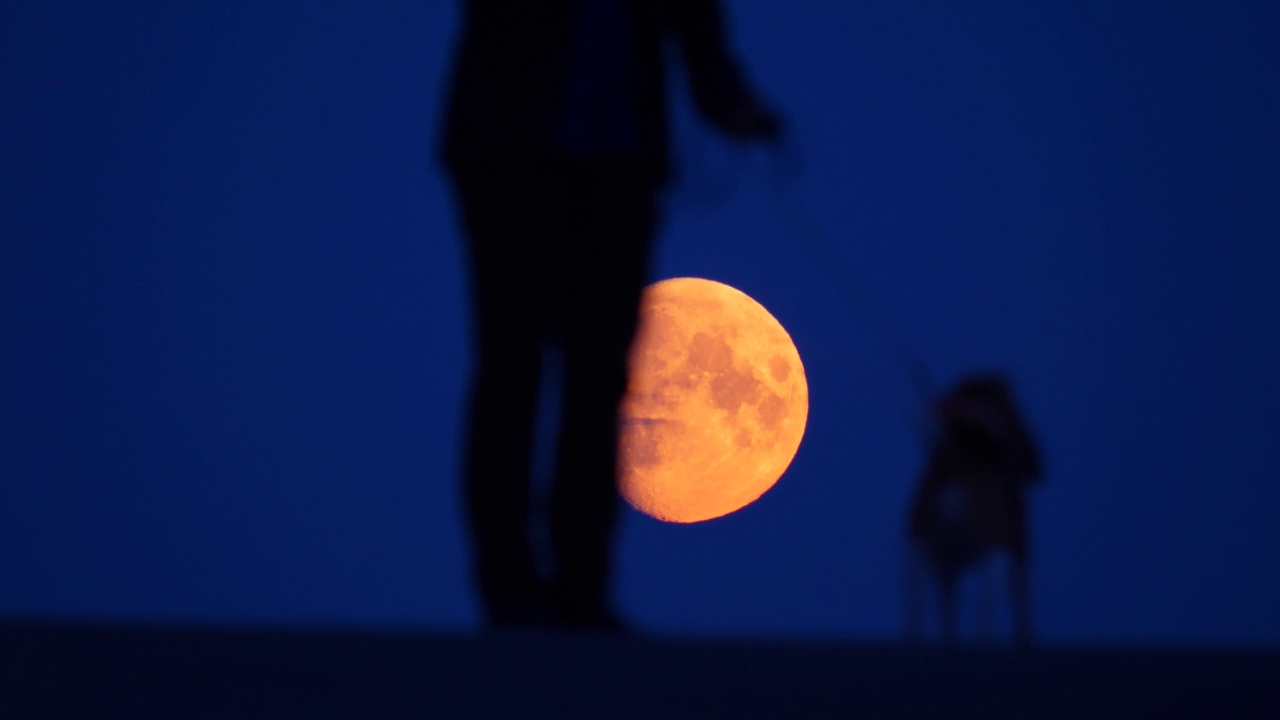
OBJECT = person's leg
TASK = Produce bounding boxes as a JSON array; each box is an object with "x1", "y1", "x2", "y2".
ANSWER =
[
  {"x1": 453, "y1": 168, "x2": 566, "y2": 627},
  {"x1": 548, "y1": 163, "x2": 656, "y2": 628}
]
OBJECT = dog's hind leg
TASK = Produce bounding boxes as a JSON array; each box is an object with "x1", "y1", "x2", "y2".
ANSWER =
[
  {"x1": 938, "y1": 570, "x2": 960, "y2": 644},
  {"x1": 977, "y1": 553, "x2": 1000, "y2": 643},
  {"x1": 904, "y1": 538, "x2": 926, "y2": 642},
  {"x1": 1010, "y1": 551, "x2": 1033, "y2": 647}
]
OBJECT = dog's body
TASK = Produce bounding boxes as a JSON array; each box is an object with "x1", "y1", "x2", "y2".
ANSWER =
[{"x1": 905, "y1": 375, "x2": 1041, "y2": 645}]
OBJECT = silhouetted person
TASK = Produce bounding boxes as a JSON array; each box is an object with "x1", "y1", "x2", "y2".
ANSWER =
[
  {"x1": 440, "y1": 0, "x2": 780, "y2": 630},
  {"x1": 905, "y1": 374, "x2": 1042, "y2": 645}
]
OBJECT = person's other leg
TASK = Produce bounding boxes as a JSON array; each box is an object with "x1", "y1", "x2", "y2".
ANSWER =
[
  {"x1": 453, "y1": 167, "x2": 567, "y2": 627},
  {"x1": 548, "y1": 163, "x2": 656, "y2": 629}
]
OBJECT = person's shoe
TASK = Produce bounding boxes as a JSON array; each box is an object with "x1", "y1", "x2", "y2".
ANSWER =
[
  {"x1": 550, "y1": 591, "x2": 628, "y2": 634},
  {"x1": 484, "y1": 591, "x2": 553, "y2": 631}
]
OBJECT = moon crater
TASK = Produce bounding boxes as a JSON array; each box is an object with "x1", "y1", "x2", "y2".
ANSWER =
[{"x1": 618, "y1": 278, "x2": 809, "y2": 523}]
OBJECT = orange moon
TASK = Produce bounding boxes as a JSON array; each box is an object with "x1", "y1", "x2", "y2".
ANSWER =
[{"x1": 618, "y1": 278, "x2": 808, "y2": 523}]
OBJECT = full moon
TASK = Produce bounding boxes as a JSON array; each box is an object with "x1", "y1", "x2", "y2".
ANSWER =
[{"x1": 618, "y1": 278, "x2": 808, "y2": 523}]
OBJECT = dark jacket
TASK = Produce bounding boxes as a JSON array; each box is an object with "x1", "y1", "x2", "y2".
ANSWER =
[{"x1": 440, "y1": 0, "x2": 760, "y2": 185}]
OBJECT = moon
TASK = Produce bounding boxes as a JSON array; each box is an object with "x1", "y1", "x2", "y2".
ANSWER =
[{"x1": 618, "y1": 278, "x2": 808, "y2": 523}]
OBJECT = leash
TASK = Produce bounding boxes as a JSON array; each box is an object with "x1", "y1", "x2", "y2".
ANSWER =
[{"x1": 752, "y1": 139, "x2": 939, "y2": 404}]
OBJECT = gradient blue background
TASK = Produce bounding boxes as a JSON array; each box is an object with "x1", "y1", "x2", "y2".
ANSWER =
[{"x1": 3, "y1": 1, "x2": 1277, "y2": 644}]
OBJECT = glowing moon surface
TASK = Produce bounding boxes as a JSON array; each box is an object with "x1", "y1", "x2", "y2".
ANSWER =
[{"x1": 618, "y1": 278, "x2": 808, "y2": 523}]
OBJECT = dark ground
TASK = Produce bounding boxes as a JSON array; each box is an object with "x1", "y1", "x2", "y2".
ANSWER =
[{"x1": 1, "y1": 620, "x2": 1276, "y2": 719}]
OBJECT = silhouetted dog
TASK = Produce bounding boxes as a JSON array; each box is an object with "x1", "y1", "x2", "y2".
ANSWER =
[{"x1": 905, "y1": 374, "x2": 1042, "y2": 645}]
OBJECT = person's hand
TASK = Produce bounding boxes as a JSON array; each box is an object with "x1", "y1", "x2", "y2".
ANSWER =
[{"x1": 720, "y1": 98, "x2": 784, "y2": 143}]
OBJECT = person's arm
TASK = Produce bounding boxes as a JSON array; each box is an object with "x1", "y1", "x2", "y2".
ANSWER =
[{"x1": 668, "y1": 0, "x2": 781, "y2": 141}]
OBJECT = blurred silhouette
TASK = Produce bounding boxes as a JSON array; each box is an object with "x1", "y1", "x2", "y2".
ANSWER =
[
  {"x1": 440, "y1": 0, "x2": 780, "y2": 631},
  {"x1": 905, "y1": 374, "x2": 1043, "y2": 645}
]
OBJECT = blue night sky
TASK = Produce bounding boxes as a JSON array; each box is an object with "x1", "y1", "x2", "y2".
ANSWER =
[{"x1": 3, "y1": 1, "x2": 1278, "y2": 644}]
